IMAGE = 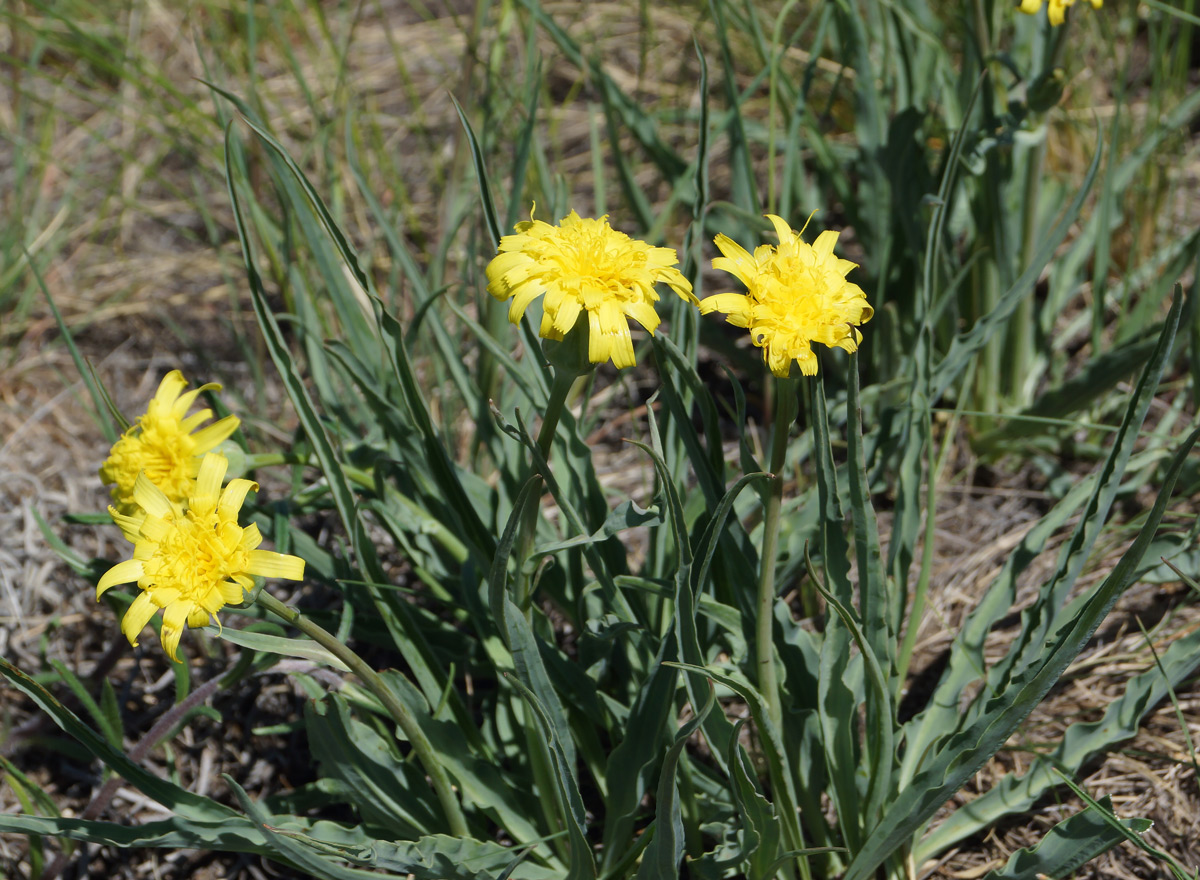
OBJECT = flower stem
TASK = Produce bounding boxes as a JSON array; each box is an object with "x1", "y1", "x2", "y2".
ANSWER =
[
  {"x1": 513, "y1": 366, "x2": 577, "y2": 612},
  {"x1": 757, "y1": 375, "x2": 797, "y2": 732},
  {"x1": 255, "y1": 590, "x2": 469, "y2": 837}
]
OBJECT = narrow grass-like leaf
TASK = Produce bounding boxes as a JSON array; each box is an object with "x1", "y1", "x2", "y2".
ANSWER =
[
  {"x1": 0, "y1": 813, "x2": 272, "y2": 857},
  {"x1": 811, "y1": 372, "x2": 862, "y2": 848},
  {"x1": 917, "y1": 618, "x2": 1200, "y2": 859},
  {"x1": 845, "y1": 353, "x2": 889, "y2": 668},
  {"x1": 304, "y1": 695, "x2": 441, "y2": 836},
  {"x1": 224, "y1": 122, "x2": 466, "y2": 723},
  {"x1": 378, "y1": 671, "x2": 549, "y2": 853},
  {"x1": 668, "y1": 663, "x2": 807, "y2": 871},
  {"x1": 843, "y1": 419, "x2": 1200, "y2": 880},
  {"x1": 226, "y1": 775, "x2": 387, "y2": 879},
  {"x1": 932, "y1": 136, "x2": 1104, "y2": 399},
  {"x1": 504, "y1": 672, "x2": 597, "y2": 880},
  {"x1": 979, "y1": 796, "x2": 1149, "y2": 880},
  {"x1": 634, "y1": 683, "x2": 715, "y2": 880},
  {"x1": 20, "y1": 245, "x2": 117, "y2": 444},
  {"x1": 207, "y1": 625, "x2": 351, "y2": 671},
  {"x1": 989, "y1": 287, "x2": 1183, "y2": 695},
  {"x1": 0, "y1": 659, "x2": 241, "y2": 823},
  {"x1": 451, "y1": 94, "x2": 503, "y2": 249},
  {"x1": 807, "y1": 552, "x2": 893, "y2": 831},
  {"x1": 1053, "y1": 771, "x2": 1193, "y2": 878},
  {"x1": 48, "y1": 660, "x2": 122, "y2": 749}
]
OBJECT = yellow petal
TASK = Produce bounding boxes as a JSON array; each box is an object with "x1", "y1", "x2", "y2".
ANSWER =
[
  {"x1": 712, "y1": 236, "x2": 757, "y2": 287},
  {"x1": 133, "y1": 472, "x2": 173, "y2": 520},
  {"x1": 108, "y1": 506, "x2": 145, "y2": 544},
  {"x1": 811, "y1": 230, "x2": 840, "y2": 261},
  {"x1": 247, "y1": 549, "x2": 306, "y2": 581},
  {"x1": 219, "y1": 478, "x2": 258, "y2": 521},
  {"x1": 160, "y1": 600, "x2": 193, "y2": 662},
  {"x1": 698, "y1": 293, "x2": 753, "y2": 325},
  {"x1": 152, "y1": 371, "x2": 187, "y2": 407},
  {"x1": 765, "y1": 214, "x2": 796, "y2": 247},
  {"x1": 625, "y1": 300, "x2": 661, "y2": 333},
  {"x1": 121, "y1": 591, "x2": 160, "y2": 646},
  {"x1": 239, "y1": 522, "x2": 263, "y2": 551},
  {"x1": 97, "y1": 559, "x2": 144, "y2": 597},
  {"x1": 220, "y1": 580, "x2": 249, "y2": 604},
  {"x1": 551, "y1": 295, "x2": 582, "y2": 335},
  {"x1": 508, "y1": 280, "x2": 548, "y2": 324},
  {"x1": 191, "y1": 415, "x2": 241, "y2": 454},
  {"x1": 187, "y1": 607, "x2": 211, "y2": 628}
]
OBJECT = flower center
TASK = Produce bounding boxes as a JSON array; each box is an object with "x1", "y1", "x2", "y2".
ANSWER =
[
  {"x1": 556, "y1": 226, "x2": 646, "y2": 301},
  {"x1": 144, "y1": 505, "x2": 246, "y2": 599}
]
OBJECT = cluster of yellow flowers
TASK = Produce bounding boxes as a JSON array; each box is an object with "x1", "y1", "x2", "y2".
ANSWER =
[
  {"x1": 97, "y1": 372, "x2": 304, "y2": 662},
  {"x1": 487, "y1": 209, "x2": 872, "y2": 378},
  {"x1": 97, "y1": 212, "x2": 865, "y2": 661}
]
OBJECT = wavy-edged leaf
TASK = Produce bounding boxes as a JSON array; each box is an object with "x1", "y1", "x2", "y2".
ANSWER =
[
  {"x1": 980, "y1": 796, "x2": 1149, "y2": 880},
  {"x1": 843, "y1": 418, "x2": 1200, "y2": 880}
]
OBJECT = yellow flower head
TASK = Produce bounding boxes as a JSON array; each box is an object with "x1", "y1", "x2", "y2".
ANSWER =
[
  {"x1": 1018, "y1": 0, "x2": 1101, "y2": 27},
  {"x1": 700, "y1": 215, "x2": 872, "y2": 378},
  {"x1": 486, "y1": 208, "x2": 698, "y2": 369},
  {"x1": 100, "y1": 370, "x2": 241, "y2": 515},
  {"x1": 97, "y1": 452, "x2": 305, "y2": 662}
]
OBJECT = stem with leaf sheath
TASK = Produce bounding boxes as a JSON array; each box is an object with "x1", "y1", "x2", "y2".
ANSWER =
[
  {"x1": 255, "y1": 590, "x2": 469, "y2": 837},
  {"x1": 758, "y1": 375, "x2": 798, "y2": 733},
  {"x1": 512, "y1": 365, "x2": 577, "y2": 612},
  {"x1": 508, "y1": 362, "x2": 579, "y2": 858}
]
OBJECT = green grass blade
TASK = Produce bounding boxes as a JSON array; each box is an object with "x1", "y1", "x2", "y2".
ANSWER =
[
  {"x1": 633, "y1": 685, "x2": 715, "y2": 880},
  {"x1": 0, "y1": 659, "x2": 241, "y2": 823},
  {"x1": 932, "y1": 132, "x2": 1104, "y2": 400},
  {"x1": 843, "y1": 418, "x2": 1200, "y2": 880},
  {"x1": 979, "y1": 795, "x2": 1150, "y2": 880},
  {"x1": 989, "y1": 287, "x2": 1184, "y2": 694},
  {"x1": 917, "y1": 619, "x2": 1200, "y2": 859}
]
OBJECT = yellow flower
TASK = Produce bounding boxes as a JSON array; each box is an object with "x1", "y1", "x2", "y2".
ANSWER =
[
  {"x1": 97, "y1": 452, "x2": 304, "y2": 662},
  {"x1": 700, "y1": 214, "x2": 872, "y2": 378},
  {"x1": 100, "y1": 370, "x2": 240, "y2": 515},
  {"x1": 1018, "y1": 0, "x2": 1101, "y2": 27},
  {"x1": 486, "y1": 209, "x2": 698, "y2": 369}
]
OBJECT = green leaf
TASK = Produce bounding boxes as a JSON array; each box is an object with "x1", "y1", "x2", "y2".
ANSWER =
[
  {"x1": 0, "y1": 659, "x2": 241, "y2": 823},
  {"x1": 842, "y1": 416, "x2": 1200, "y2": 880},
  {"x1": 378, "y1": 671, "x2": 549, "y2": 853},
  {"x1": 504, "y1": 673, "x2": 597, "y2": 880},
  {"x1": 931, "y1": 133, "x2": 1104, "y2": 400},
  {"x1": 49, "y1": 659, "x2": 122, "y2": 749},
  {"x1": 634, "y1": 683, "x2": 715, "y2": 880},
  {"x1": 206, "y1": 624, "x2": 350, "y2": 671},
  {"x1": 0, "y1": 813, "x2": 271, "y2": 856},
  {"x1": 534, "y1": 500, "x2": 663, "y2": 556},
  {"x1": 725, "y1": 718, "x2": 783, "y2": 879},
  {"x1": 917, "y1": 618, "x2": 1200, "y2": 859},
  {"x1": 980, "y1": 796, "x2": 1149, "y2": 880},
  {"x1": 903, "y1": 287, "x2": 1187, "y2": 793},
  {"x1": 304, "y1": 694, "x2": 441, "y2": 836}
]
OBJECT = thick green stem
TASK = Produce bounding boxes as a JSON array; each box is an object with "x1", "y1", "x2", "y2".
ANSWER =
[
  {"x1": 513, "y1": 367, "x2": 577, "y2": 611},
  {"x1": 507, "y1": 364, "x2": 579, "y2": 856},
  {"x1": 759, "y1": 377, "x2": 807, "y2": 880},
  {"x1": 256, "y1": 590, "x2": 469, "y2": 837},
  {"x1": 757, "y1": 376, "x2": 797, "y2": 733}
]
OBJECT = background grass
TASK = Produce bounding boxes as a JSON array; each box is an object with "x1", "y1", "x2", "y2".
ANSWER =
[{"x1": 2, "y1": 0, "x2": 1200, "y2": 878}]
